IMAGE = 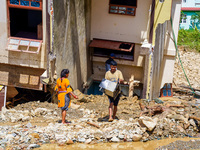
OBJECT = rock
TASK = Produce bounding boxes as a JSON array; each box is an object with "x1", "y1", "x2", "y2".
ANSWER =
[
  {"x1": 5, "y1": 134, "x2": 15, "y2": 141},
  {"x1": 184, "y1": 123, "x2": 190, "y2": 129},
  {"x1": 111, "y1": 136, "x2": 120, "y2": 142},
  {"x1": 57, "y1": 140, "x2": 67, "y2": 146},
  {"x1": 31, "y1": 133, "x2": 39, "y2": 138},
  {"x1": 132, "y1": 134, "x2": 142, "y2": 141},
  {"x1": 27, "y1": 144, "x2": 40, "y2": 149},
  {"x1": 55, "y1": 134, "x2": 66, "y2": 141},
  {"x1": 10, "y1": 116, "x2": 18, "y2": 123},
  {"x1": 1, "y1": 113, "x2": 6, "y2": 121},
  {"x1": 90, "y1": 114, "x2": 95, "y2": 118},
  {"x1": 138, "y1": 116, "x2": 158, "y2": 131},
  {"x1": 189, "y1": 119, "x2": 196, "y2": 127},
  {"x1": 22, "y1": 116, "x2": 30, "y2": 122},
  {"x1": 70, "y1": 103, "x2": 81, "y2": 109},
  {"x1": 34, "y1": 108, "x2": 48, "y2": 116},
  {"x1": 66, "y1": 139, "x2": 74, "y2": 145},
  {"x1": 157, "y1": 130, "x2": 163, "y2": 136},
  {"x1": 195, "y1": 133, "x2": 200, "y2": 138},
  {"x1": 122, "y1": 110, "x2": 129, "y2": 114},
  {"x1": 92, "y1": 135, "x2": 99, "y2": 140},
  {"x1": 1, "y1": 107, "x2": 7, "y2": 115},
  {"x1": 106, "y1": 135, "x2": 113, "y2": 140},
  {"x1": 85, "y1": 139, "x2": 92, "y2": 144},
  {"x1": 118, "y1": 134, "x2": 124, "y2": 140},
  {"x1": 129, "y1": 118, "x2": 134, "y2": 122},
  {"x1": 26, "y1": 123, "x2": 33, "y2": 128},
  {"x1": 53, "y1": 111, "x2": 58, "y2": 116},
  {"x1": 78, "y1": 138, "x2": 86, "y2": 143},
  {"x1": 177, "y1": 126, "x2": 185, "y2": 133},
  {"x1": 113, "y1": 129, "x2": 119, "y2": 133}
]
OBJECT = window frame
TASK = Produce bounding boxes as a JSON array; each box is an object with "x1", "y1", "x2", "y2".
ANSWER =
[
  {"x1": 182, "y1": 14, "x2": 187, "y2": 23},
  {"x1": 7, "y1": 0, "x2": 42, "y2": 11},
  {"x1": 109, "y1": 0, "x2": 137, "y2": 16},
  {"x1": 7, "y1": 0, "x2": 43, "y2": 38},
  {"x1": 6, "y1": 37, "x2": 42, "y2": 54},
  {"x1": 6, "y1": 0, "x2": 43, "y2": 54}
]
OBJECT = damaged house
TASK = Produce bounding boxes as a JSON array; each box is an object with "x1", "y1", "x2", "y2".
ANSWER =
[
  {"x1": 53, "y1": 0, "x2": 182, "y2": 99},
  {"x1": 0, "y1": 0, "x2": 182, "y2": 109},
  {"x1": 0, "y1": 0, "x2": 53, "y2": 110}
]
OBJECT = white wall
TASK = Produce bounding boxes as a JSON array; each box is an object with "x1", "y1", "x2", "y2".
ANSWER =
[
  {"x1": 91, "y1": 0, "x2": 152, "y2": 44},
  {"x1": 181, "y1": 0, "x2": 196, "y2": 7},
  {"x1": 160, "y1": 0, "x2": 182, "y2": 88},
  {"x1": 0, "y1": 0, "x2": 8, "y2": 60}
]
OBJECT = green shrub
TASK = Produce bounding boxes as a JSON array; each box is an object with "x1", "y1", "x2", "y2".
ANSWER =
[{"x1": 178, "y1": 27, "x2": 200, "y2": 52}]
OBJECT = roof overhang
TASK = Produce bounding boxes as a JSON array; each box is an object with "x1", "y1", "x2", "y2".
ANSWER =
[
  {"x1": 89, "y1": 39, "x2": 134, "y2": 52},
  {"x1": 181, "y1": 7, "x2": 200, "y2": 11}
]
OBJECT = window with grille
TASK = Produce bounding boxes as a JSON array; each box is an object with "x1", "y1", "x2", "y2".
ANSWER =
[
  {"x1": 181, "y1": 14, "x2": 187, "y2": 23},
  {"x1": 109, "y1": 0, "x2": 137, "y2": 16}
]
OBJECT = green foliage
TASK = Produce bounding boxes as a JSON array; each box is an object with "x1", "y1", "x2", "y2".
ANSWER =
[
  {"x1": 191, "y1": 12, "x2": 200, "y2": 28},
  {"x1": 178, "y1": 27, "x2": 200, "y2": 52},
  {"x1": 180, "y1": 11, "x2": 186, "y2": 23}
]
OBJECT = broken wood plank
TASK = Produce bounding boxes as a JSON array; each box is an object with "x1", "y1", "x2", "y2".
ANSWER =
[
  {"x1": 189, "y1": 116, "x2": 200, "y2": 121},
  {"x1": 166, "y1": 104, "x2": 185, "y2": 108},
  {"x1": 129, "y1": 75, "x2": 134, "y2": 97},
  {"x1": 87, "y1": 122, "x2": 100, "y2": 128}
]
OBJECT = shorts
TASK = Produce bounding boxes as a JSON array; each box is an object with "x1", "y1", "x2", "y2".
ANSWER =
[
  {"x1": 108, "y1": 94, "x2": 120, "y2": 106},
  {"x1": 61, "y1": 94, "x2": 70, "y2": 111}
]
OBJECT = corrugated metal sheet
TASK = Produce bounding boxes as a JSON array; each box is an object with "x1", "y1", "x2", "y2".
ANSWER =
[{"x1": 89, "y1": 39, "x2": 134, "y2": 52}]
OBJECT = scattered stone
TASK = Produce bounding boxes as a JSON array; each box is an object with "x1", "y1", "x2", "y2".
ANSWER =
[
  {"x1": 70, "y1": 103, "x2": 81, "y2": 109},
  {"x1": 78, "y1": 138, "x2": 86, "y2": 143},
  {"x1": 138, "y1": 116, "x2": 158, "y2": 131},
  {"x1": 26, "y1": 123, "x2": 33, "y2": 128},
  {"x1": 57, "y1": 140, "x2": 67, "y2": 146},
  {"x1": 31, "y1": 133, "x2": 39, "y2": 139},
  {"x1": 27, "y1": 144, "x2": 40, "y2": 149},
  {"x1": 66, "y1": 139, "x2": 74, "y2": 145},
  {"x1": 85, "y1": 139, "x2": 92, "y2": 144},
  {"x1": 118, "y1": 134, "x2": 124, "y2": 140},
  {"x1": 132, "y1": 134, "x2": 142, "y2": 141},
  {"x1": 111, "y1": 137, "x2": 120, "y2": 142}
]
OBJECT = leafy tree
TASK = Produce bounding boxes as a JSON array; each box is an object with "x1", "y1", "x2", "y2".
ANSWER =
[{"x1": 191, "y1": 12, "x2": 200, "y2": 28}]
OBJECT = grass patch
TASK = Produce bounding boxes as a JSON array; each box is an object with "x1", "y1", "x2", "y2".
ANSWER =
[{"x1": 178, "y1": 27, "x2": 200, "y2": 52}]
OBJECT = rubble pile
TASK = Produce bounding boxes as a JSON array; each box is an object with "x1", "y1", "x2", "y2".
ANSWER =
[
  {"x1": 173, "y1": 48, "x2": 200, "y2": 89},
  {"x1": 0, "y1": 95, "x2": 200, "y2": 149},
  {"x1": 156, "y1": 140, "x2": 200, "y2": 150},
  {"x1": 0, "y1": 48, "x2": 200, "y2": 149}
]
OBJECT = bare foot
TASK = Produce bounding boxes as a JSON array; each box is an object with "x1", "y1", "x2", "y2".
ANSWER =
[{"x1": 108, "y1": 118, "x2": 113, "y2": 122}]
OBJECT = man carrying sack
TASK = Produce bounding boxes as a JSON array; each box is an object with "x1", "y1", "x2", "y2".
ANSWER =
[{"x1": 105, "y1": 61, "x2": 124, "y2": 122}]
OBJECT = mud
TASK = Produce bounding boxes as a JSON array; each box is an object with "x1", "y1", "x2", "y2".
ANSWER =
[{"x1": 35, "y1": 138, "x2": 200, "y2": 150}]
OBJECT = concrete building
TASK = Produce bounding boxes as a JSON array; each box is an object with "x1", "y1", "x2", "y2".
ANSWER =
[
  {"x1": 180, "y1": 0, "x2": 200, "y2": 29},
  {"x1": 53, "y1": 0, "x2": 182, "y2": 100}
]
